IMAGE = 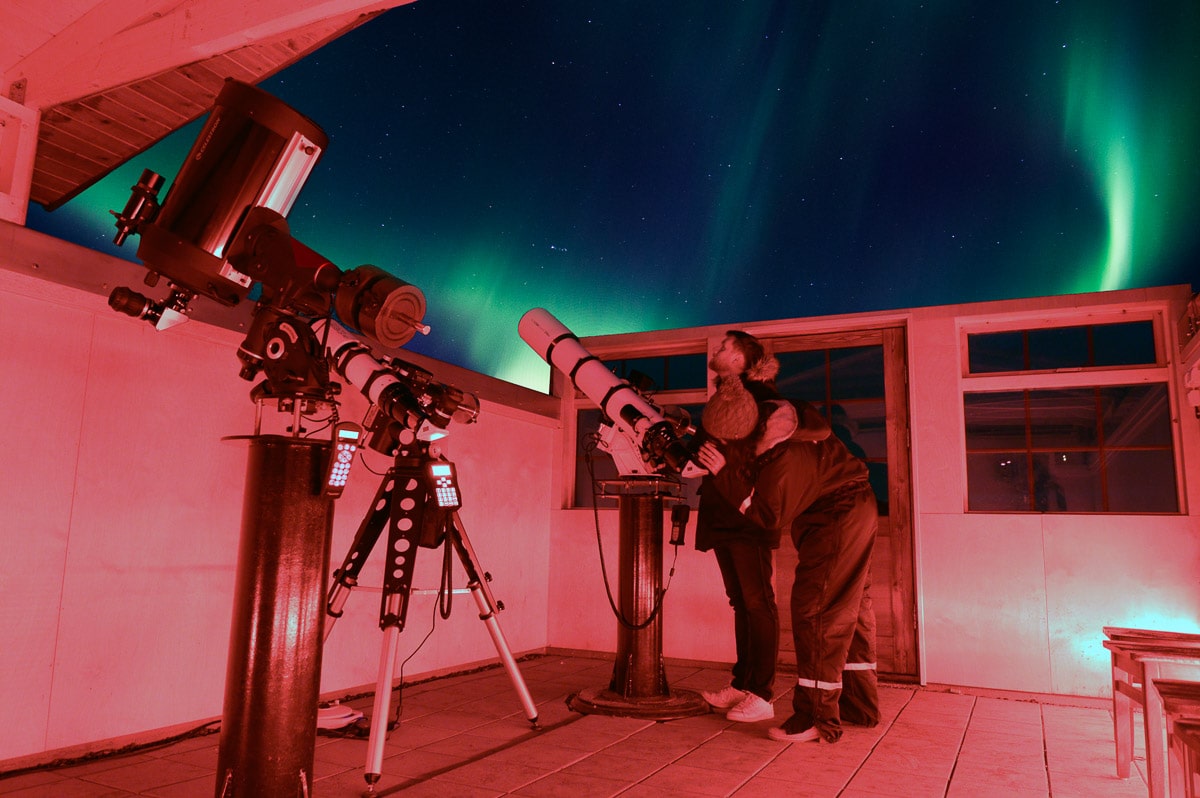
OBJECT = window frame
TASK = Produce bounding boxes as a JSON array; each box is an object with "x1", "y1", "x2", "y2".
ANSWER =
[
  {"x1": 565, "y1": 326, "x2": 900, "y2": 509},
  {"x1": 959, "y1": 310, "x2": 1167, "y2": 376},
  {"x1": 958, "y1": 309, "x2": 1184, "y2": 514}
]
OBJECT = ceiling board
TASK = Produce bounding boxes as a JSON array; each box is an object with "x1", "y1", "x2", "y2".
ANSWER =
[{"x1": 1, "y1": 1, "x2": 408, "y2": 210}]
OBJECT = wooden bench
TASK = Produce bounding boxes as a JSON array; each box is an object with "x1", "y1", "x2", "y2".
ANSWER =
[
  {"x1": 1102, "y1": 637, "x2": 1200, "y2": 798},
  {"x1": 1105, "y1": 627, "x2": 1200, "y2": 645},
  {"x1": 1153, "y1": 680, "x2": 1200, "y2": 798},
  {"x1": 1172, "y1": 718, "x2": 1200, "y2": 798}
]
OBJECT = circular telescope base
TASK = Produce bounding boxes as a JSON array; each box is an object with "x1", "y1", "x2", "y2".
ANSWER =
[{"x1": 567, "y1": 687, "x2": 711, "y2": 721}]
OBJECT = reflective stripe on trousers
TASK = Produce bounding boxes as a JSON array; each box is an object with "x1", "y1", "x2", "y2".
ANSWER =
[{"x1": 797, "y1": 660, "x2": 877, "y2": 690}]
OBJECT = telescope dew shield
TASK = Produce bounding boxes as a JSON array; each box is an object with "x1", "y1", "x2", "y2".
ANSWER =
[
  {"x1": 518, "y1": 308, "x2": 639, "y2": 428},
  {"x1": 136, "y1": 79, "x2": 328, "y2": 305}
]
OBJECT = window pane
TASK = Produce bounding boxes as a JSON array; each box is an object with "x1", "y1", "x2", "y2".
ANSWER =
[
  {"x1": 665, "y1": 353, "x2": 708, "y2": 390},
  {"x1": 826, "y1": 400, "x2": 886, "y2": 460},
  {"x1": 1027, "y1": 388, "x2": 1098, "y2": 448},
  {"x1": 609, "y1": 358, "x2": 663, "y2": 392},
  {"x1": 775, "y1": 350, "x2": 828, "y2": 401},
  {"x1": 967, "y1": 330, "x2": 1024, "y2": 373},
  {"x1": 1093, "y1": 320, "x2": 1156, "y2": 366},
  {"x1": 1027, "y1": 326, "x2": 1090, "y2": 370},
  {"x1": 965, "y1": 382, "x2": 1178, "y2": 513},
  {"x1": 775, "y1": 347, "x2": 889, "y2": 515},
  {"x1": 1104, "y1": 450, "x2": 1179, "y2": 513},
  {"x1": 968, "y1": 320, "x2": 1157, "y2": 374},
  {"x1": 964, "y1": 391, "x2": 1027, "y2": 449},
  {"x1": 967, "y1": 452, "x2": 1030, "y2": 511},
  {"x1": 605, "y1": 353, "x2": 708, "y2": 391},
  {"x1": 1037, "y1": 451, "x2": 1102, "y2": 512},
  {"x1": 574, "y1": 409, "x2": 619, "y2": 508},
  {"x1": 829, "y1": 346, "x2": 885, "y2": 398},
  {"x1": 1031, "y1": 453, "x2": 1070, "y2": 511},
  {"x1": 573, "y1": 405, "x2": 702, "y2": 508},
  {"x1": 1100, "y1": 384, "x2": 1172, "y2": 447},
  {"x1": 826, "y1": 400, "x2": 890, "y2": 515}
]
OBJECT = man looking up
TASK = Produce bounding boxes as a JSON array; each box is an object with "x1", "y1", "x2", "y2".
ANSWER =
[{"x1": 694, "y1": 331, "x2": 783, "y2": 723}]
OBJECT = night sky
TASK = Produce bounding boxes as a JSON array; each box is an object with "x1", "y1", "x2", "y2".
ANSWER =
[{"x1": 25, "y1": 1, "x2": 1200, "y2": 391}]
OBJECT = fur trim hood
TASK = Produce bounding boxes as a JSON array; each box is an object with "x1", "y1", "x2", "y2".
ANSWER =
[
  {"x1": 746, "y1": 354, "x2": 780, "y2": 384},
  {"x1": 755, "y1": 399, "x2": 831, "y2": 455}
]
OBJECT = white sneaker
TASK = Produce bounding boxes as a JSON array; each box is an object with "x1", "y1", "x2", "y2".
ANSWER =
[
  {"x1": 701, "y1": 685, "x2": 748, "y2": 709},
  {"x1": 725, "y1": 693, "x2": 775, "y2": 722}
]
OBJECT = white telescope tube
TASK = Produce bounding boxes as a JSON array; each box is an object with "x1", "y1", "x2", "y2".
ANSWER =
[{"x1": 519, "y1": 307, "x2": 700, "y2": 477}]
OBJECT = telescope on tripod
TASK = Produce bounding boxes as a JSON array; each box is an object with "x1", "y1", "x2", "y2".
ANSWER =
[
  {"x1": 321, "y1": 328, "x2": 538, "y2": 792},
  {"x1": 104, "y1": 78, "x2": 535, "y2": 797}
]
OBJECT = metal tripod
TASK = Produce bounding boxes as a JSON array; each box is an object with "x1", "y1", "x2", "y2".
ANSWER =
[{"x1": 324, "y1": 438, "x2": 539, "y2": 791}]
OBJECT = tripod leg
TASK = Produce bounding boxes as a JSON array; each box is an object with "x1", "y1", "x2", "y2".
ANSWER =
[
  {"x1": 364, "y1": 624, "x2": 401, "y2": 791},
  {"x1": 467, "y1": 583, "x2": 540, "y2": 727},
  {"x1": 324, "y1": 471, "x2": 395, "y2": 640},
  {"x1": 449, "y1": 513, "x2": 540, "y2": 727},
  {"x1": 360, "y1": 464, "x2": 425, "y2": 789}
]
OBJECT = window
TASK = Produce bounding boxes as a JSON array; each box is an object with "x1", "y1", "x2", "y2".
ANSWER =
[
  {"x1": 967, "y1": 320, "x2": 1156, "y2": 373},
  {"x1": 574, "y1": 404, "x2": 705, "y2": 509},
  {"x1": 962, "y1": 317, "x2": 1179, "y2": 514},
  {"x1": 964, "y1": 385, "x2": 1177, "y2": 513},
  {"x1": 604, "y1": 353, "x2": 708, "y2": 392},
  {"x1": 777, "y1": 346, "x2": 890, "y2": 515},
  {"x1": 570, "y1": 340, "x2": 895, "y2": 513}
]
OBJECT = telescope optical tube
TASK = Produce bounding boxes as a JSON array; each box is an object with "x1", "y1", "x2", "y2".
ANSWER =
[
  {"x1": 330, "y1": 333, "x2": 479, "y2": 444},
  {"x1": 518, "y1": 308, "x2": 700, "y2": 477}
]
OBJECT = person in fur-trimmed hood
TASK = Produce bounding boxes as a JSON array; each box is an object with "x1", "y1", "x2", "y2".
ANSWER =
[
  {"x1": 695, "y1": 369, "x2": 880, "y2": 744},
  {"x1": 694, "y1": 331, "x2": 830, "y2": 724}
]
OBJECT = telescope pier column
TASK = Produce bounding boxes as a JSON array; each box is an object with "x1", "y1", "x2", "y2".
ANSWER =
[
  {"x1": 215, "y1": 435, "x2": 334, "y2": 798},
  {"x1": 567, "y1": 478, "x2": 709, "y2": 720}
]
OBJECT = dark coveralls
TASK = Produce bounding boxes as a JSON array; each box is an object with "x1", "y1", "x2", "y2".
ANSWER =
[{"x1": 715, "y1": 408, "x2": 880, "y2": 741}]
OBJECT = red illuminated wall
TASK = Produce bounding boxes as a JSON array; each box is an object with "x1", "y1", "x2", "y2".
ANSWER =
[{"x1": 3, "y1": 225, "x2": 1199, "y2": 770}]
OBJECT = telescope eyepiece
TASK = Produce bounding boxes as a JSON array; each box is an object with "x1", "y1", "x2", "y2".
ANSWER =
[{"x1": 108, "y1": 287, "x2": 154, "y2": 319}]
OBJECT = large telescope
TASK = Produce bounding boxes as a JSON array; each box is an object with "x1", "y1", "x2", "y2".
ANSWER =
[
  {"x1": 108, "y1": 79, "x2": 428, "y2": 401},
  {"x1": 519, "y1": 308, "x2": 702, "y2": 478}
]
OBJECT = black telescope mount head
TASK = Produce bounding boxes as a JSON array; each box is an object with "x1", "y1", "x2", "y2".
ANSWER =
[{"x1": 105, "y1": 79, "x2": 430, "y2": 417}]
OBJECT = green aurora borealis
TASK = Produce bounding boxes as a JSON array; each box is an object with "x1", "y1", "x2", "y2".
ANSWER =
[{"x1": 25, "y1": 1, "x2": 1200, "y2": 391}]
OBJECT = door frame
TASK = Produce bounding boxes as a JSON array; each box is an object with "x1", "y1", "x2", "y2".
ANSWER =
[{"x1": 767, "y1": 324, "x2": 917, "y2": 680}]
